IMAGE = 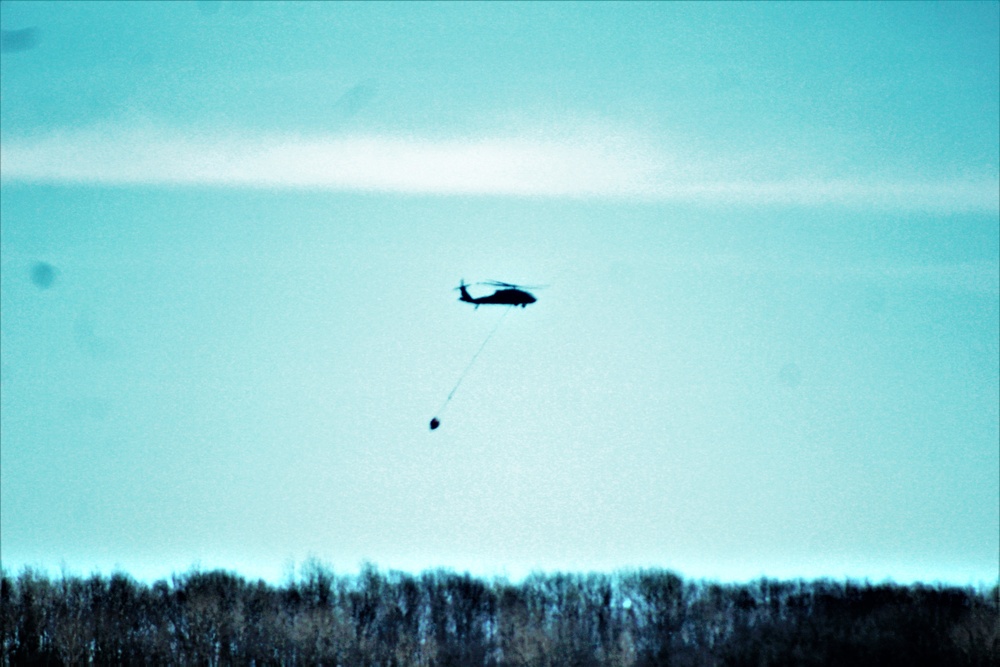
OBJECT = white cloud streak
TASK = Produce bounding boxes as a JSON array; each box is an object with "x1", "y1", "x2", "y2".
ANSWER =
[
  {"x1": 661, "y1": 254, "x2": 1000, "y2": 294},
  {"x1": 1, "y1": 127, "x2": 997, "y2": 212}
]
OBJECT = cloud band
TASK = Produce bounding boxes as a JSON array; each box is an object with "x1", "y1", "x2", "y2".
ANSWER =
[{"x1": 2, "y1": 127, "x2": 996, "y2": 212}]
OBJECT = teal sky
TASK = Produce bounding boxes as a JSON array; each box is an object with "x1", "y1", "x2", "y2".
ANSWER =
[{"x1": 1, "y1": 1, "x2": 998, "y2": 586}]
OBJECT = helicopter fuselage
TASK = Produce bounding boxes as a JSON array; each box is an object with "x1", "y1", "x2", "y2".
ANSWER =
[{"x1": 459, "y1": 285, "x2": 536, "y2": 308}]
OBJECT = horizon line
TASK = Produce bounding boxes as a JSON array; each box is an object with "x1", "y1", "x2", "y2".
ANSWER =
[{"x1": 2, "y1": 557, "x2": 995, "y2": 590}]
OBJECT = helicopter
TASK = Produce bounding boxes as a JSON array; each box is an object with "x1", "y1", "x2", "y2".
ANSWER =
[
  {"x1": 429, "y1": 279, "x2": 542, "y2": 431},
  {"x1": 456, "y1": 280, "x2": 541, "y2": 308}
]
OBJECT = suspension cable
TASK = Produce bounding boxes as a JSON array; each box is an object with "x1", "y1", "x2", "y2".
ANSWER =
[{"x1": 430, "y1": 307, "x2": 512, "y2": 430}]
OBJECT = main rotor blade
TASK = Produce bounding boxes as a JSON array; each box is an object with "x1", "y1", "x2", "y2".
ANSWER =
[{"x1": 481, "y1": 280, "x2": 547, "y2": 289}]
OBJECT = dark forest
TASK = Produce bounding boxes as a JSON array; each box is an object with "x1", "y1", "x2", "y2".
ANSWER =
[{"x1": 2, "y1": 563, "x2": 996, "y2": 666}]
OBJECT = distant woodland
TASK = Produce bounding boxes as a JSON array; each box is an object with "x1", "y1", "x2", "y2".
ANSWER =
[{"x1": 2, "y1": 563, "x2": 997, "y2": 666}]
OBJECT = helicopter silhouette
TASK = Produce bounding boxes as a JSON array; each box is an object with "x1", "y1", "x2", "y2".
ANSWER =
[{"x1": 456, "y1": 280, "x2": 542, "y2": 308}]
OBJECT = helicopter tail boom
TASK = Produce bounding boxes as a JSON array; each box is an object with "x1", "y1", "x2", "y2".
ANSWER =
[{"x1": 457, "y1": 281, "x2": 479, "y2": 308}]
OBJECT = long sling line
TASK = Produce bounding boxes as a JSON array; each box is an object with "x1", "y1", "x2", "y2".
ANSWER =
[{"x1": 430, "y1": 306, "x2": 512, "y2": 429}]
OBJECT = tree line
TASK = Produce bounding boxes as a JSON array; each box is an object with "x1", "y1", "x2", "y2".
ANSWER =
[{"x1": 2, "y1": 562, "x2": 997, "y2": 666}]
